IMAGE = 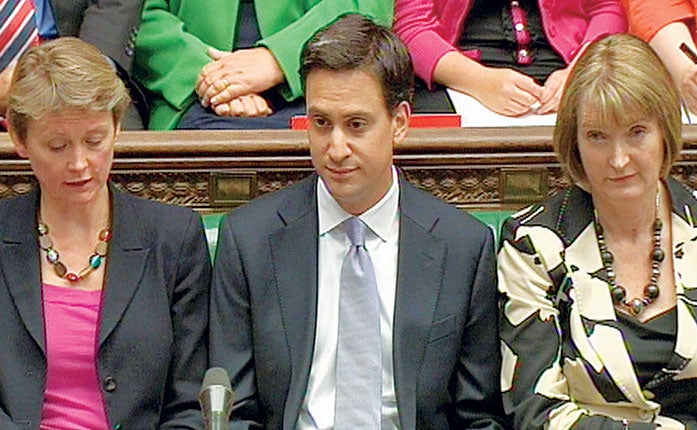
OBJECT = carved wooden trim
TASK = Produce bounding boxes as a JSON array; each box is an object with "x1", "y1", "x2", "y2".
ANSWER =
[{"x1": 2, "y1": 126, "x2": 697, "y2": 211}]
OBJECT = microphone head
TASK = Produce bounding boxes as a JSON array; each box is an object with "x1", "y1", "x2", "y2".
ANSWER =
[
  {"x1": 200, "y1": 367, "x2": 232, "y2": 395},
  {"x1": 199, "y1": 367, "x2": 234, "y2": 423}
]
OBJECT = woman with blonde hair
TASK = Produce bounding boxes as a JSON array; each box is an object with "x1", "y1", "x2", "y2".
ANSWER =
[
  {"x1": 498, "y1": 34, "x2": 697, "y2": 428},
  {"x1": 0, "y1": 37, "x2": 210, "y2": 428}
]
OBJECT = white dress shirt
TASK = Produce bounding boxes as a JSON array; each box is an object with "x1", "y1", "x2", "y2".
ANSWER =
[{"x1": 296, "y1": 167, "x2": 401, "y2": 429}]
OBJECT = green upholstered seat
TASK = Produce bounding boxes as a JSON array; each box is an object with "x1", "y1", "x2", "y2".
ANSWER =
[{"x1": 201, "y1": 210, "x2": 513, "y2": 262}]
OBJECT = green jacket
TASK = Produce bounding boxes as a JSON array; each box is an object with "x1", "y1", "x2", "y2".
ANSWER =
[{"x1": 132, "y1": 0, "x2": 394, "y2": 130}]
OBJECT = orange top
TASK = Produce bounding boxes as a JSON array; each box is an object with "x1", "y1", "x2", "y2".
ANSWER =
[{"x1": 624, "y1": 0, "x2": 697, "y2": 41}]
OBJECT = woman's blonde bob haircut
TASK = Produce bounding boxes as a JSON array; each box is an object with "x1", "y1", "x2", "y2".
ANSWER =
[
  {"x1": 554, "y1": 34, "x2": 682, "y2": 184},
  {"x1": 7, "y1": 37, "x2": 131, "y2": 142}
]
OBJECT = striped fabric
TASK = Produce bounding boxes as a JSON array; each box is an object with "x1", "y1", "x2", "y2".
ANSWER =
[{"x1": 0, "y1": 0, "x2": 40, "y2": 71}]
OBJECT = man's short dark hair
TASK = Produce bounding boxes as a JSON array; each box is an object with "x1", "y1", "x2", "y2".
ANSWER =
[{"x1": 300, "y1": 13, "x2": 414, "y2": 112}]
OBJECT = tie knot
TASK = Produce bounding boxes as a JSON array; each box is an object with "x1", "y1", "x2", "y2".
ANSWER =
[{"x1": 343, "y1": 217, "x2": 367, "y2": 247}]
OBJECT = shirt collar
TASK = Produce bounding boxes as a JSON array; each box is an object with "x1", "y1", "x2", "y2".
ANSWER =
[{"x1": 318, "y1": 167, "x2": 400, "y2": 241}]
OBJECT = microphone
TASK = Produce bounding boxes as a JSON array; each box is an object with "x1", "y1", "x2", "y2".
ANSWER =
[{"x1": 199, "y1": 367, "x2": 235, "y2": 430}]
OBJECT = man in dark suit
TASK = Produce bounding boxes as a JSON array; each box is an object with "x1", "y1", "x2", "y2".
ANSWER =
[
  {"x1": 52, "y1": 0, "x2": 147, "y2": 129},
  {"x1": 210, "y1": 14, "x2": 507, "y2": 429},
  {"x1": 0, "y1": 0, "x2": 146, "y2": 130},
  {"x1": 51, "y1": 0, "x2": 142, "y2": 76}
]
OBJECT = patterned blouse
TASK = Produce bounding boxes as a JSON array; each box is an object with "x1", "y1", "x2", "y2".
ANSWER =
[{"x1": 498, "y1": 179, "x2": 697, "y2": 429}]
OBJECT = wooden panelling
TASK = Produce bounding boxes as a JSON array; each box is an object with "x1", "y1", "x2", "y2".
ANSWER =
[{"x1": 3, "y1": 126, "x2": 697, "y2": 212}]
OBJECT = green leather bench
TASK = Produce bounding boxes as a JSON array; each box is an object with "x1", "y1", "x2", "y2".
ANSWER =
[
  {"x1": 202, "y1": 213, "x2": 226, "y2": 261},
  {"x1": 202, "y1": 210, "x2": 514, "y2": 261}
]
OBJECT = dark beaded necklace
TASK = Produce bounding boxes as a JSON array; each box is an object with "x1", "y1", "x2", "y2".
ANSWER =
[
  {"x1": 593, "y1": 197, "x2": 665, "y2": 317},
  {"x1": 37, "y1": 221, "x2": 112, "y2": 283}
]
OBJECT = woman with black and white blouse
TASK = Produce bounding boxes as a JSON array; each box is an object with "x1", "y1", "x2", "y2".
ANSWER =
[{"x1": 498, "y1": 34, "x2": 697, "y2": 429}]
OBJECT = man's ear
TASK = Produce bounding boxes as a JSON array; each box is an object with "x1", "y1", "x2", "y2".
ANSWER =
[{"x1": 392, "y1": 101, "x2": 411, "y2": 146}]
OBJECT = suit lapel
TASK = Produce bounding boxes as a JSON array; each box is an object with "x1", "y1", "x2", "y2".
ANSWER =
[
  {"x1": 268, "y1": 176, "x2": 319, "y2": 428},
  {"x1": 392, "y1": 178, "x2": 446, "y2": 430},
  {"x1": 1, "y1": 190, "x2": 45, "y2": 352},
  {"x1": 99, "y1": 189, "x2": 149, "y2": 346}
]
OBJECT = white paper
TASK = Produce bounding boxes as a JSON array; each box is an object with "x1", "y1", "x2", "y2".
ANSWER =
[
  {"x1": 446, "y1": 89, "x2": 557, "y2": 127},
  {"x1": 447, "y1": 88, "x2": 697, "y2": 127}
]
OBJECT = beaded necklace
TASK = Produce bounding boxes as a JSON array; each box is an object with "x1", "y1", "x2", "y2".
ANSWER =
[
  {"x1": 37, "y1": 221, "x2": 112, "y2": 283},
  {"x1": 593, "y1": 191, "x2": 665, "y2": 317}
]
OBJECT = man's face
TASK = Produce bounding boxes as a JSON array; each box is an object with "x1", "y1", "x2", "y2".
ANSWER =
[{"x1": 306, "y1": 68, "x2": 409, "y2": 215}]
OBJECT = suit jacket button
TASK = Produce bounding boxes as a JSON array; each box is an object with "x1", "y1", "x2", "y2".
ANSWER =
[{"x1": 103, "y1": 376, "x2": 117, "y2": 392}]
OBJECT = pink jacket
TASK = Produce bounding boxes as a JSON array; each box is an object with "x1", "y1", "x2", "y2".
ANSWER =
[{"x1": 394, "y1": 0, "x2": 628, "y2": 87}]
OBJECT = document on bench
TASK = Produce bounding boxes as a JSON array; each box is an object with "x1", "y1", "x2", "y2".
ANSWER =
[
  {"x1": 447, "y1": 88, "x2": 697, "y2": 127},
  {"x1": 446, "y1": 89, "x2": 556, "y2": 127}
]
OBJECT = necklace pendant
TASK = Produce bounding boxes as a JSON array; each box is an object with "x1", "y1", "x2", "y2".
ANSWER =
[
  {"x1": 45, "y1": 248, "x2": 60, "y2": 264},
  {"x1": 99, "y1": 229, "x2": 112, "y2": 242},
  {"x1": 65, "y1": 272, "x2": 80, "y2": 283},
  {"x1": 96, "y1": 241, "x2": 109, "y2": 256},
  {"x1": 628, "y1": 298, "x2": 644, "y2": 316},
  {"x1": 38, "y1": 234, "x2": 52, "y2": 249},
  {"x1": 652, "y1": 248, "x2": 665, "y2": 262},
  {"x1": 53, "y1": 261, "x2": 67, "y2": 278},
  {"x1": 601, "y1": 250, "x2": 614, "y2": 265},
  {"x1": 610, "y1": 285, "x2": 626, "y2": 305},
  {"x1": 89, "y1": 254, "x2": 103, "y2": 269},
  {"x1": 644, "y1": 284, "x2": 660, "y2": 301},
  {"x1": 78, "y1": 266, "x2": 94, "y2": 279}
]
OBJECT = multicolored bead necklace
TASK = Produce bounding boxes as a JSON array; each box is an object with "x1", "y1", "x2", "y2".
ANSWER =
[
  {"x1": 593, "y1": 192, "x2": 664, "y2": 317},
  {"x1": 37, "y1": 221, "x2": 112, "y2": 283}
]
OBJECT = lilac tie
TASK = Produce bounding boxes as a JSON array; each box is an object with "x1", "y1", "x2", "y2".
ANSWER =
[{"x1": 334, "y1": 217, "x2": 382, "y2": 429}]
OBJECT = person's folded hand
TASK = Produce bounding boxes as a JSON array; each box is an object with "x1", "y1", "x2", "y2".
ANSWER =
[
  {"x1": 212, "y1": 93, "x2": 273, "y2": 117},
  {"x1": 196, "y1": 47, "x2": 284, "y2": 108}
]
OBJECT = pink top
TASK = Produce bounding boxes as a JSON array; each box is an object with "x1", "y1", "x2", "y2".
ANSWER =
[
  {"x1": 393, "y1": 0, "x2": 628, "y2": 88},
  {"x1": 40, "y1": 284, "x2": 110, "y2": 429}
]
